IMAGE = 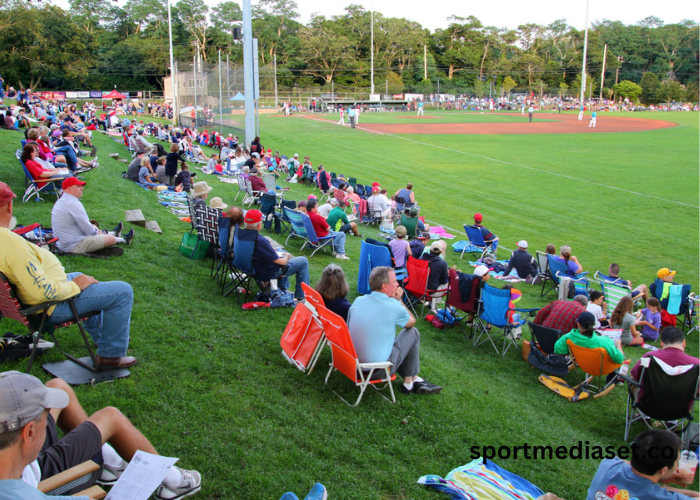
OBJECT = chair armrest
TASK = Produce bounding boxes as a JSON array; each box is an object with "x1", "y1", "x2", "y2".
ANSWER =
[
  {"x1": 359, "y1": 361, "x2": 393, "y2": 369},
  {"x1": 38, "y1": 460, "x2": 100, "y2": 493},
  {"x1": 12, "y1": 223, "x2": 40, "y2": 235},
  {"x1": 615, "y1": 371, "x2": 640, "y2": 387},
  {"x1": 514, "y1": 307, "x2": 540, "y2": 313},
  {"x1": 20, "y1": 301, "x2": 62, "y2": 316},
  {"x1": 73, "y1": 485, "x2": 106, "y2": 499}
]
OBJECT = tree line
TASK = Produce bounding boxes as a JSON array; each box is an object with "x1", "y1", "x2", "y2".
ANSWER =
[{"x1": 0, "y1": 0, "x2": 697, "y2": 103}]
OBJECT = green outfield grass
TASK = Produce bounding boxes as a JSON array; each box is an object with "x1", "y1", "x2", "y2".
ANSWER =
[
  {"x1": 0, "y1": 110, "x2": 697, "y2": 500},
  {"x1": 318, "y1": 110, "x2": 558, "y2": 124}
]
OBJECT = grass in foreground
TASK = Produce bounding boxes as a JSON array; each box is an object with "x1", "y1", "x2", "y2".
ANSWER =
[{"x1": 0, "y1": 112, "x2": 697, "y2": 499}]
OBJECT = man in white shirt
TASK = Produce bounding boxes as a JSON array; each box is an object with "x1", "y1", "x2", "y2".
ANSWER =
[{"x1": 51, "y1": 178, "x2": 133, "y2": 254}]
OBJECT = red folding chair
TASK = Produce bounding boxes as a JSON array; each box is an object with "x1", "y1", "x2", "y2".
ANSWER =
[
  {"x1": 445, "y1": 268, "x2": 481, "y2": 340},
  {"x1": 403, "y1": 256, "x2": 448, "y2": 317}
]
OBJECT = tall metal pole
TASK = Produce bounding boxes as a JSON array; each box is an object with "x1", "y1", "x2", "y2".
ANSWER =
[
  {"x1": 579, "y1": 0, "x2": 590, "y2": 107},
  {"x1": 226, "y1": 54, "x2": 230, "y2": 107},
  {"x1": 274, "y1": 53, "x2": 278, "y2": 109},
  {"x1": 218, "y1": 49, "x2": 223, "y2": 136},
  {"x1": 193, "y1": 45, "x2": 197, "y2": 128},
  {"x1": 242, "y1": 0, "x2": 255, "y2": 146},
  {"x1": 370, "y1": 9, "x2": 374, "y2": 94},
  {"x1": 600, "y1": 44, "x2": 607, "y2": 100},
  {"x1": 437, "y1": 79, "x2": 440, "y2": 110},
  {"x1": 166, "y1": 0, "x2": 176, "y2": 124},
  {"x1": 423, "y1": 45, "x2": 427, "y2": 80}
]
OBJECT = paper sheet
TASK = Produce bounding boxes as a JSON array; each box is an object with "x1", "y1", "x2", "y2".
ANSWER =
[{"x1": 105, "y1": 451, "x2": 178, "y2": 500}]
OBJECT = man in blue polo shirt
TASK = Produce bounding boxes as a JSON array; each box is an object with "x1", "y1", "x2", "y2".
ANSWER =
[
  {"x1": 347, "y1": 266, "x2": 442, "y2": 395},
  {"x1": 246, "y1": 209, "x2": 309, "y2": 301}
]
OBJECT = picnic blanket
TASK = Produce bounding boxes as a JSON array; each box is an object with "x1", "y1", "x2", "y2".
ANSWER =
[
  {"x1": 418, "y1": 458, "x2": 544, "y2": 500},
  {"x1": 452, "y1": 240, "x2": 482, "y2": 254},
  {"x1": 467, "y1": 260, "x2": 526, "y2": 283},
  {"x1": 429, "y1": 226, "x2": 455, "y2": 239}
]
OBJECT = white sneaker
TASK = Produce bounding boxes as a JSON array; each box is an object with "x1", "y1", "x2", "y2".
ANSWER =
[
  {"x1": 335, "y1": 253, "x2": 350, "y2": 260},
  {"x1": 155, "y1": 468, "x2": 201, "y2": 500}
]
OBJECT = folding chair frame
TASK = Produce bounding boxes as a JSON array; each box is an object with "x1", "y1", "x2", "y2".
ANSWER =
[
  {"x1": 460, "y1": 225, "x2": 494, "y2": 260},
  {"x1": 566, "y1": 339, "x2": 622, "y2": 398}
]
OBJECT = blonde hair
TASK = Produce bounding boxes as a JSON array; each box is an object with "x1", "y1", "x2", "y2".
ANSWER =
[{"x1": 140, "y1": 157, "x2": 151, "y2": 167}]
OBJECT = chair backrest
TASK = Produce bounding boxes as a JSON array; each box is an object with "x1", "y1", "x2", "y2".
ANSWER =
[
  {"x1": 232, "y1": 226, "x2": 257, "y2": 274},
  {"x1": 299, "y1": 212, "x2": 323, "y2": 244},
  {"x1": 301, "y1": 282, "x2": 324, "y2": 308},
  {"x1": 528, "y1": 322, "x2": 563, "y2": 355},
  {"x1": 356, "y1": 184, "x2": 365, "y2": 197},
  {"x1": 637, "y1": 357, "x2": 699, "y2": 421},
  {"x1": 280, "y1": 302, "x2": 325, "y2": 371},
  {"x1": 260, "y1": 193, "x2": 278, "y2": 215},
  {"x1": 198, "y1": 206, "x2": 220, "y2": 245},
  {"x1": 446, "y1": 268, "x2": 480, "y2": 313},
  {"x1": 280, "y1": 200, "x2": 297, "y2": 222},
  {"x1": 186, "y1": 195, "x2": 201, "y2": 232},
  {"x1": 479, "y1": 284, "x2": 510, "y2": 328},
  {"x1": 0, "y1": 272, "x2": 30, "y2": 327},
  {"x1": 357, "y1": 240, "x2": 393, "y2": 295},
  {"x1": 535, "y1": 251, "x2": 550, "y2": 276},
  {"x1": 566, "y1": 339, "x2": 621, "y2": 377},
  {"x1": 315, "y1": 302, "x2": 361, "y2": 383},
  {"x1": 464, "y1": 225, "x2": 487, "y2": 248},
  {"x1": 348, "y1": 177, "x2": 357, "y2": 190},
  {"x1": 404, "y1": 256, "x2": 430, "y2": 298},
  {"x1": 546, "y1": 255, "x2": 567, "y2": 286},
  {"x1": 400, "y1": 214, "x2": 420, "y2": 237},
  {"x1": 262, "y1": 173, "x2": 276, "y2": 191},
  {"x1": 395, "y1": 195, "x2": 408, "y2": 211},
  {"x1": 596, "y1": 273, "x2": 632, "y2": 313},
  {"x1": 284, "y1": 208, "x2": 309, "y2": 238},
  {"x1": 217, "y1": 216, "x2": 232, "y2": 255}
]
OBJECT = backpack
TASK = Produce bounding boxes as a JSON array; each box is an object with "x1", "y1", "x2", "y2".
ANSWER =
[{"x1": 409, "y1": 239, "x2": 425, "y2": 259}]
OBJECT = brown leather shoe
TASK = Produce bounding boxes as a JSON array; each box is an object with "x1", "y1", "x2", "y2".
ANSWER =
[{"x1": 95, "y1": 355, "x2": 137, "y2": 370}]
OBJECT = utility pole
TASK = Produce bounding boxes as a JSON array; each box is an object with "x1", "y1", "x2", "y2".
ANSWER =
[
  {"x1": 193, "y1": 43, "x2": 197, "y2": 127},
  {"x1": 274, "y1": 53, "x2": 278, "y2": 109},
  {"x1": 370, "y1": 10, "x2": 374, "y2": 94},
  {"x1": 437, "y1": 79, "x2": 440, "y2": 110},
  {"x1": 226, "y1": 54, "x2": 230, "y2": 106},
  {"x1": 579, "y1": 0, "x2": 590, "y2": 107},
  {"x1": 424, "y1": 45, "x2": 427, "y2": 80},
  {"x1": 615, "y1": 55, "x2": 624, "y2": 85},
  {"x1": 218, "y1": 49, "x2": 223, "y2": 136},
  {"x1": 600, "y1": 44, "x2": 607, "y2": 100}
]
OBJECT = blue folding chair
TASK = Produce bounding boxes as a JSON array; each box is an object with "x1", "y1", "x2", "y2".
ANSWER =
[
  {"x1": 283, "y1": 208, "x2": 335, "y2": 257},
  {"x1": 547, "y1": 255, "x2": 589, "y2": 298},
  {"x1": 473, "y1": 284, "x2": 539, "y2": 356},
  {"x1": 357, "y1": 240, "x2": 393, "y2": 295},
  {"x1": 459, "y1": 225, "x2": 496, "y2": 260},
  {"x1": 230, "y1": 226, "x2": 268, "y2": 303},
  {"x1": 16, "y1": 150, "x2": 63, "y2": 203}
]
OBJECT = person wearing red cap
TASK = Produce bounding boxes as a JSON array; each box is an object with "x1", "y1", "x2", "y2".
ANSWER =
[
  {"x1": 244, "y1": 209, "x2": 310, "y2": 301},
  {"x1": 0, "y1": 182, "x2": 135, "y2": 368},
  {"x1": 51, "y1": 178, "x2": 134, "y2": 254},
  {"x1": 472, "y1": 213, "x2": 498, "y2": 252}
]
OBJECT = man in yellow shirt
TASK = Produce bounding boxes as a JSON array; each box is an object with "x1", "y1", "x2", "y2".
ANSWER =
[{"x1": 0, "y1": 183, "x2": 135, "y2": 369}]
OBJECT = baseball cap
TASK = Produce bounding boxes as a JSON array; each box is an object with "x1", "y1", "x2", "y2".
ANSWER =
[
  {"x1": 576, "y1": 311, "x2": 596, "y2": 330},
  {"x1": 474, "y1": 265, "x2": 489, "y2": 277},
  {"x1": 474, "y1": 213, "x2": 483, "y2": 223},
  {"x1": 0, "y1": 182, "x2": 17, "y2": 207},
  {"x1": 244, "y1": 209, "x2": 262, "y2": 224},
  {"x1": 307, "y1": 194, "x2": 317, "y2": 200},
  {"x1": 251, "y1": 153, "x2": 260, "y2": 158},
  {"x1": 62, "y1": 177, "x2": 86, "y2": 190},
  {"x1": 657, "y1": 268, "x2": 677, "y2": 279},
  {"x1": 0, "y1": 371, "x2": 68, "y2": 433},
  {"x1": 517, "y1": 240, "x2": 528, "y2": 248},
  {"x1": 293, "y1": 153, "x2": 299, "y2": 158}
]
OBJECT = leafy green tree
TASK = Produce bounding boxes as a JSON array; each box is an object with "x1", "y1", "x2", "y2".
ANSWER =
[
  {"x1": 640, "y1": 72, "x2": 662, "y2": 104},
  {"x1": 298, "y1": 15, "x2": 354, "y2": 84},
  {"x1": 502, "y1": 76, "x2": 517, "y2": 97},
  {"x1": 613, "y1": 80, "x2": 642, "y2": 101},
  {"x1": 176, "y1": 0, "x2": 210, "y2": 60}
]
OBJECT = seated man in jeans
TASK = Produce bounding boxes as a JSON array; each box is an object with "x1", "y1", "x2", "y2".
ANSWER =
[
  {"x1": 246, "y1": 209, "x2": 310, "y2": 302},
  {"x1": 306, "y1": 199, "x2": 349, "y2": 260},
  {"x1": 348, "y1": 266, "x2": 442, "y2": 395},
  {"x1": 0, "y1": 183, "x2": 135, "y2": 368},
  {"x1": 0, "y1": 371, "x2": 201, "y2": 500}
]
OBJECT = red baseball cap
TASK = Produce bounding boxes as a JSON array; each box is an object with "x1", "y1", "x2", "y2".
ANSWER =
[
  {"x1": 244, "y1": 209, "x2": 262, "y2": 224},
  {"x1": 474, "y1": 213, "x2": 483, "y2": 223},
  {"x1": 62, "y1": 177, "x2": 86, "y2": 190},
  {"x1": 0, "y1": 182, "x2": 17, "y2": 207}
]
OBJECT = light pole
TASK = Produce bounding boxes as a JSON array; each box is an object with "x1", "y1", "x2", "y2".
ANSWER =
[
  {"x1": 166, "y1": 0, "x2": 177, "y2": 123},
  {"x1": 579, "y1": 0, "x2": 590, "y2": 107}
]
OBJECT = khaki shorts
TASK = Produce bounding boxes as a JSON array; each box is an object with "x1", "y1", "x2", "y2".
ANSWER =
[{"x1": 70, "y1": 235, "x2": 106, "y2": 254}]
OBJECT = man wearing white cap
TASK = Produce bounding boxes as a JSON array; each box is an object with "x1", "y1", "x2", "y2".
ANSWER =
[
  {"x1": 503, "y1": 240, "x2": 539, "y2": 282},
  {"x1": 0, "y1": 372, "x2": 201, "y2": 500}
]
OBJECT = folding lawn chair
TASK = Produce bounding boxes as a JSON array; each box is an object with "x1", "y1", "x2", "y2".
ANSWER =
[
  {"x1": 38, "y1": 460, "x2": 105, "y2": 498},
  {"x1": 687, "y1": 293, "x2": 699, "y2": 336},
  {"x1": 280, "y1": 298, "x2": 326, "y2": 375},
  {"x1": 356, "y1": 184, "x2": 366, "y2": 198},
  {"x1": 348, "y1": 177, "x2": 357, "y2": 191},
  {"x1": 650, "y1": 278, "x2": 693, "y2": 330},
  {"x1": 526, "y1": 322, "x2": 569, "y2": 377},
  {"x1": 473, "y1": 284, "x2": 539, "y2": 356},
  {"x1": 197, "y1": 206, "x2": 220, "y2": 278},
  {"x1": 364, "y1": 197, "x2": 383, "y2": 225},
  {"x1": 594, "y1": 271, "x2": 637, "y2": 313},
  {"x1": 619, "y1": 357, "x2": 699, "y2": 445},
  {"x1": 566, "y1": 339, "x2": 622, "y2": 398},
  {"x1": 0, "y1": 271, "x2": 130, "y2": 384},
  {"x1": 278, "y1": 199, "x2": 297, "y2": 236},
  {"x1": 402, "y1": 256, "x2": 449, "y2": 318},
  {"x1": 259, "y1": 192, "x2": 281, "y2": 233},
  {"x1": 13, "y1": 223, "x2": 58, "y2": 253},
  {"x1": 460, "y1": 225, "x2": 495, "y2": 260},
  {"x1": 399, "y1": 214, "x2": 426, "y2": 240},
  {"x1": 230, "y1": 226, "x2": 268, "y2": 303},
  {"x1": 263, "y1": 173, "x2": 277, "y2": 192},
  {"x1": 445, "y1": 268, "x2": 481, "y2": 341},
  {"x1": 16, "y1": 150, "x2": 64, "y2": 203},
  {"x1": 547, "y1": 254, "x2": 590, "y2": 299},
  {"x1": 535, "y1": 251, "x2": 556, "y2": 297},
  {"x1": 283, "y1": 207, "x2": 335, "y2": 257},
  {"x1": 357, "y1": 240, "x2": 393, "y2": 295},
  {"x1": 316, "y1": 302, "x2": 396, "y2": 407}
]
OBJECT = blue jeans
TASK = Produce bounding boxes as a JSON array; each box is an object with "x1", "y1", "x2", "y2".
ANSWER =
[
  {"x1": 276, "y1": 257, "x2": 309, "y2": 300},
  {"x1": 54, "y1": 145, "x2": 79, "y2": 171},
  {"x1": 48, "y1": 273, "x2": 133, "y2": 358},
  {"x1": 330, "y1": 231, "x2": 346, "y2": 255}
]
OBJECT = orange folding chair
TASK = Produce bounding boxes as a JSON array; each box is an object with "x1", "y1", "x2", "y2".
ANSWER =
[
  {"x1": 315, "y1": 303, "x2": 396, "y2": 407},
  {"x1": 301, "y1": 282, "x2": 324, "y2": 309},
  {"x1": 566, "y1": 339, "x2": 623, "y2": 398},
  {"x1": 280, "y1": 298, "x2": 325, "y2": 375},
  {"x1": 403, "y1": 256, "x2": 448, "y2": 317}
]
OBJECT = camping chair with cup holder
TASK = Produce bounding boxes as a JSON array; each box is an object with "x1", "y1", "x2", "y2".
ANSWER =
[
  {"x1": 459, "y1": 225, "x2": 495, "y2": 260},
  {"x1": 402, "y1": 256, "x2": 449, "y2": 318},
  {"x1": 445, "y1": 268, "x2": 481, "y2": 341},
  {"x1": 526, "y1": 322, "x2": 570, "y2": 377},
  {"x1": 16, "y1": 150, "x2": 64, "y2": 203},
  {"x1": 283, "y1": 207, "x2": 335, "y2": 258},
  {"x1": 547, "y1": 254, "x2": 590, "y2": 299}
]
